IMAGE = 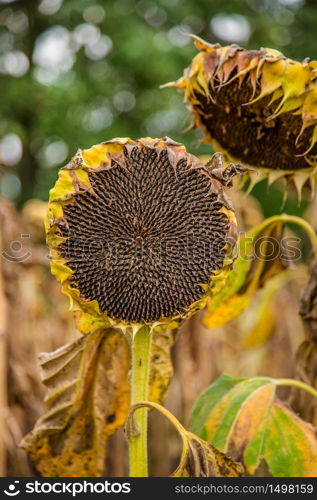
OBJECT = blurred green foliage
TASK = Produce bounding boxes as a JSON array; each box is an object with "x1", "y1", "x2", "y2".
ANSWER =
[{"x1": 0, "y1": 0, "x2": 316, "y2": 213}]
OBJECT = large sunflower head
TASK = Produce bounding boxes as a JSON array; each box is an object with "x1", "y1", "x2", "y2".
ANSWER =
[
  {"x1": 46, "y1": 137, "x2": 237, "y2": 334},
  {"x1": 166, "y1": 36, "x2": 317, "y2": 198}
]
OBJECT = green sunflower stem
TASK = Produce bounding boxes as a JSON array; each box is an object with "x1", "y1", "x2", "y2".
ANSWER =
[
  {"x1": 252, "y1": 214, "x2": 317, "y2": 255},
  {"x1": 129, "y1": 325, "x2": 152, "y2": 477},
  {"x1": 128, "y1": 401, "x2": 190, "y2": 474},
  {"x1": 275, "y1": 378, "x2": 317, "y2": 400}
]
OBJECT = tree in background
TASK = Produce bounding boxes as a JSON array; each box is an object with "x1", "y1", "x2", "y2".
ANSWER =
[{"x1": 1, "y1": 0, "x2": 317, "y2": 210}]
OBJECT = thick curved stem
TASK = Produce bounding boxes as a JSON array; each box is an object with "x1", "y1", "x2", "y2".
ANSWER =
[
  {"x1": 250, "y1": 214, "x2": 317, "y2": 255},
  {"x1": 128, "y1": 401, "x2": 189, "y2": 474},
  {"x1": 275, "y1": 378, "x2": 317, "y2": 400},
  {"x1": 128, "y1": 325, "x2": 152, "y2": 477}
]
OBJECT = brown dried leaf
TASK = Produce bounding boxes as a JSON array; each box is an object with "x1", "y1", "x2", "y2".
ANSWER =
[
  {"x1": 299, "y1": 258, "x2": 317, "y2": 341},
  {"x1": 172, "y1": 432, "x2": 243, "y2": 477},
  {"x1": 20, "y1": 325, "x2": 176, "y2": 477},
  {"x1": 20, "y1": 328, "x2": 130, "y2": 477},
  {"x1": 290, "y1": 258, "x2": 317, "y2": 424}
]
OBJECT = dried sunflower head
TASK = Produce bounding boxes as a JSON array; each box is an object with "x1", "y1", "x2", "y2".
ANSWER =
[
  {"x1": 46, "y1": 137, "x2": 237, "y2": 334},
  {"x1": 166, "y1": 36, "x2": 317, "y2": 198}
]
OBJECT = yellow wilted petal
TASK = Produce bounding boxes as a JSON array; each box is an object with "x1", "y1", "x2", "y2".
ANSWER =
[
  {"x1": 50, "y1": 258, "x2": 73, "y2": 284},
  {"x1": 302, "y1": 87, "x2": 317, "y2": 126},
  {"x1": 49, "y1": 169, "x2": 83, "y2": 202},
  {"x1": 82, "y1": 143, "x2": 117, "y2": 168},
  {"x1": 252, "y1": 58, "x2": 287, "y2": 102}
]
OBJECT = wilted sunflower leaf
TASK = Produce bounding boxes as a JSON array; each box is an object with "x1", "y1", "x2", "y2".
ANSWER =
[
  {"x1": 291, "y1": 258, "x2": 317, "y2": 425},
  {"x1": 20, "y1": 328, "x2": 130, "y2": 477},
  {"x1": 20, "y1": 325, "x2": 175, "y2": 477},
  {"x1": 171, "y1": 431, "x2": 243, "y2": 478},
  {"x1": 242, "y1": 268, "x2": 305, "y2": 348},
  {"x1": 127, "y1": 400, "x2": 242, "y2": 477},
  {"x1": 203, "y1": 217, "x2": 287, "y2": 329},
  {"x1": 190, "y1": 374, "x2": 317, "y2": 477},
  {"x1": 73, "y1": 308, "x2": 176, "y2": 405}
]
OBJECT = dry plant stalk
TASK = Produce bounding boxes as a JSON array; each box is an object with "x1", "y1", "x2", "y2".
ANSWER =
[
  {"x1": 0, "y1": 211, "x2": 8, "y2": 476},
  {"x1": 0, "y1": 198, "x2": 78, "y2": 477}
]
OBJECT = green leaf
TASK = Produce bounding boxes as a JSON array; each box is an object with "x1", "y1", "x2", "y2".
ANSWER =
[
  {"x1": 189, "y1": 374, "x2": 245, "y2": 440},
  {"x1": 171, "y1": 431, "x2": 244, "y2": 477},
  {"x1": 190, "y1": 374, "x2": 317, "y2": 477}
]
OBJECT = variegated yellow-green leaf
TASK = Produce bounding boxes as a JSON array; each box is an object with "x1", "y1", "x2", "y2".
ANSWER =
[
  {"x1": 203, "y1": 216, "x2": 286, "y2": 329},
  {"x1": 190, "y1": 374, "x2": 317, "y2": 477}
]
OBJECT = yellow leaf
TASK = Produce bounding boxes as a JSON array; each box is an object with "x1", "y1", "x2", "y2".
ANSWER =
[
  {"x1": 203, "y1": 217, "x2": 287, "y2": 329},
  {"x1": 20, "y1": 328, "x2": 130, "y2": 477},
  {"x1": 149, "y1": 328, "x2": 176, "y2": 404}
]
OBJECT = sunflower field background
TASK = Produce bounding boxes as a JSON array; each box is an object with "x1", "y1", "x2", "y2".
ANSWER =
[{"x1": 1, "y1": 0, "x2": 317, "y2": 478}]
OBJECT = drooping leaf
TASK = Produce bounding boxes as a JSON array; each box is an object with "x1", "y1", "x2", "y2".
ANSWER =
[
  {"x1": 171, "y1": 431, "x2": 243, "y2": 477},
  {"x1": 74, "y1": 309, "x2": 176, "y2": 405},
  {"x1": 127, "y1": 400, "x2": 243, "y2": 478},
  {"x1": 20, "y1": 326, "x2": 175, "y2": 477},
  {"x1": 203, "y1": 217, "x2": 287, "y2": 329},
  {"x1": 242, "y1": 268, "x2": 305, "y2": 348},
  {"x1": 20, "y1": 328, "x2": 130, "y2": 477},
  {"x1": 190, "y1": 374, "x2": 317, "y2": 477},
  {"x1": 149, "y1": 328, "x2": 176, "y2": 404},
  {"x1": 291, "y1": 257, "x2": 317, "y2": 425}
]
